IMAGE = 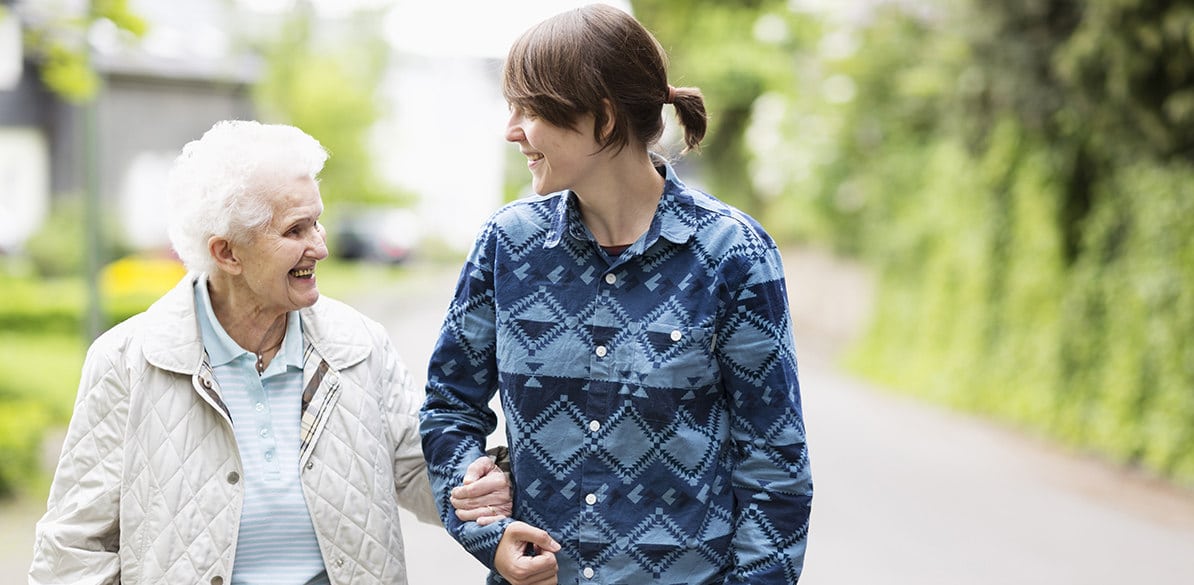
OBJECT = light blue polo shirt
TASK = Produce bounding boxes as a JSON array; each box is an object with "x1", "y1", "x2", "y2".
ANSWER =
[{"x1": 194, "y1": 276, "x2": 329, "y2": 585}]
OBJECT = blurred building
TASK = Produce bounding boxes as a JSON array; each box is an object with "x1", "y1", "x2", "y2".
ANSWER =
[
  {"x1": 376, "y1": 0, "x2": 632, "y2": 251},
  {"x1": 0, "y1": 0, "x2": 632, "y2": 257},
  {"x1": 0, "y1": 0, "x2": 257, "y2": 254}
]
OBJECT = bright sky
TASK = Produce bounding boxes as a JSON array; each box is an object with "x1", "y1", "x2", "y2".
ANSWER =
[
  {"x1": 383, "y1": 0, "x2": 632, "y2": 58},
  {"x1": 238, "y1": 0, "x2": 633, "y2": 58}
]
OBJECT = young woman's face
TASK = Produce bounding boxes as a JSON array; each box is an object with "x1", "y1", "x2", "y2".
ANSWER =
[
  {"x1": 505, "y1": 106, "x2": 602, "y2": 195},
  {"x1": 234, "y1": 174, "x2": 328, "y2": 314}
]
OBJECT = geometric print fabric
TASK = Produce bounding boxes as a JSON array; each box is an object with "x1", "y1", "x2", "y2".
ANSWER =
[{"x1": 421, "y1": 161, "x2": 812, "y2": 584}]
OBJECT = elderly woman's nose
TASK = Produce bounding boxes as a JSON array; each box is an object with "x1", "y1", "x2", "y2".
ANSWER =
[{"x1": 309, "y1": 226, "x2": 329, "y2": 258}]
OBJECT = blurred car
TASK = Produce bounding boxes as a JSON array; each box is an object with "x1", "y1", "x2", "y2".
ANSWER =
[{"x1": 332, "y1": 207, "x2": 420, "y2": 264}]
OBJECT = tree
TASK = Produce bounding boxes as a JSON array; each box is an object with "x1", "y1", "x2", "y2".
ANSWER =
[
  {"x1": 632, "y1": 0, "x2": 809, "y2": 217},
  {"x1": 252, "y1": 3, "x2": 411, "y2": 209},
  {"x1": 16, "y1": 0, "x2": 146, "y2": 102}
]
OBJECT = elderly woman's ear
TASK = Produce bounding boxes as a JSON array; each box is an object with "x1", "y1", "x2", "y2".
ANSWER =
[{"x1": 207, "y1": 236, "x2": 242, "y2": 275}]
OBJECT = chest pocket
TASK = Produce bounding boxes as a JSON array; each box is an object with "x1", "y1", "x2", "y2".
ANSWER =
[{"x1": 633, "y1": 322, "x2": 719, "y2": 390}]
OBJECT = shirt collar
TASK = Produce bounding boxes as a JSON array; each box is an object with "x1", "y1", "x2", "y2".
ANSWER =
[
  {"x1": 193, "y1": 273, "x2": 303, "y2": 370},
  {"x1": 543, "y1": 156, "x2": 696, "y2": 250}
]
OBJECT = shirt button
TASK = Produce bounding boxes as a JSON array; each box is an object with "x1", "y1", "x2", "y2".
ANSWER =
[
  {"x1": 226, "y1": 471, "x2": 240, "y2": 485},
  {"x1": 211, "y1": 577, "x2": 224, "y2": 585},
  {"x1": 264, "y1": 450, "x2": 274, "y2": 462},
  {"x1": 670, "y1": 329, "x2": 683, "y2": 342},
  {"x1": 604, "y1": 273, "x2": 616, "y2": 285},
  {"x1": 583, "y1": 567, "x2": 595, "y2": 579},
  {"x1": 595, "y1": 345, "x2": 608, "y2": 358},
  {"x1": 255, "y1": 402, "x2": 265, "y2": 412},
  {"x1": 588, "y1": 420, "x2": 601, "y2": 432},
  {"x1": 585, "y1": 493, "x2": 597, "y2": 505},
  {"x1": 259, "y1": 427, "x2": 270, "y2": 439}
]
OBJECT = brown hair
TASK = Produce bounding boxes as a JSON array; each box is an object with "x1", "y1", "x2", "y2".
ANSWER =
[{"x1": 502, "y1": 3, "x2": 707, "y2": 153}]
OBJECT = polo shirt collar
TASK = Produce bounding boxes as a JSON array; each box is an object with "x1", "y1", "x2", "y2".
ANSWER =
[{"x1": 193, "y1": 273, "x2": 303, "y2": 370}]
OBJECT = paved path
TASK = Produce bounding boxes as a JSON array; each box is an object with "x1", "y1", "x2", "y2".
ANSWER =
[{"x1": 6, "y1": 248, "x2": 1194, "y2": 583}]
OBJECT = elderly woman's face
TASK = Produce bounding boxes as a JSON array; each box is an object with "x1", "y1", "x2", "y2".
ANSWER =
[{"x1": 237, "y1": 174, "x2": 328, "y2": 314}]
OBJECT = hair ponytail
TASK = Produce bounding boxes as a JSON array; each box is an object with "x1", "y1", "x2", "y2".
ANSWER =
[{"x1": 668, "y1": 85, "x2": 707, "y2": 153}]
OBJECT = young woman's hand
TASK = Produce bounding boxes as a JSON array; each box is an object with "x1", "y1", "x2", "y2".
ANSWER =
[{"x1": 495, "y1": 521, "x2": 561, "y2": 585}]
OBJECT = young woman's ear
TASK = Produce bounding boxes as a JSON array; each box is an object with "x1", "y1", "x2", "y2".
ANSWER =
[
  {"x1": 599, "y1": 98, "x2": 617, "y2": 141},
  {"x1": 208, "y1": 236, "x2": 243, "y2": 275}
]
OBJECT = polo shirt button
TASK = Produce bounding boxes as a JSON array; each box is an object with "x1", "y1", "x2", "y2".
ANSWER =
[
  {"x1": 226, "y1": 471, "x2": 240, "y2": 484},
  {"x1": 604, "y1": 273, "x2": 616, "y2": 285},
  {"x1": 583, "y1": 567, "x2": 595, "y2": 579},
  {"x1": 595, "y1": 345, "x2": 608, "y2": 358}
]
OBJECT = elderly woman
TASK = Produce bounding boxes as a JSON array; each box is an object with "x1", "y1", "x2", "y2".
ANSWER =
[{"x1": 29, "y1": 120, "x2": 510, "y2": 585}]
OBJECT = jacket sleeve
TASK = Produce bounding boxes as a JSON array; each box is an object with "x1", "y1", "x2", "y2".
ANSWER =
[
  {"x1": 380, "y1": 333, "x2": 442, "y2": 525},
  {"x1": 29, "y1": 336, "x2": 130, "y2": 585},
  {"x1": 720, "y1": 245, "x2": 813, "y2": 584},
  {"x1": 418, "y1": 228, "x2": 510, "y2": 569}
]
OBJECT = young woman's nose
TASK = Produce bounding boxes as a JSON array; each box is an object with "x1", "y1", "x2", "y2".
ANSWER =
[{"x1": 505, "y1": 112, "x2": 526, "y2": 143}]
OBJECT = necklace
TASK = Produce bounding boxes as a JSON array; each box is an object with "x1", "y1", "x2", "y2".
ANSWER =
[{"x1": 254, "y1": 315, "x2": 287, "y2": 375}]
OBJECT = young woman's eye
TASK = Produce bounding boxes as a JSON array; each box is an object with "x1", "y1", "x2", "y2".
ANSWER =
[{"x1": 510, "y1": 104, "x2": 538, "y2": 120}]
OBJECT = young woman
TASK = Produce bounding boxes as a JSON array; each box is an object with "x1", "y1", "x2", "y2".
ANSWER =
[{"x1": 421, "y1": 5, "x2": 813, "y2": 584}]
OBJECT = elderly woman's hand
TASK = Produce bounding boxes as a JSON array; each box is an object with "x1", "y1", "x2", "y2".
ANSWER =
[{"x1": 451, "y1": 455, "x2": 513, "y2": 526}]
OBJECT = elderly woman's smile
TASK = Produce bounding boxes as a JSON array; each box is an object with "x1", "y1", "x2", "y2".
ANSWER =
[{"x1": 209, "y1": 173, "x2": 330, "y2": 325}]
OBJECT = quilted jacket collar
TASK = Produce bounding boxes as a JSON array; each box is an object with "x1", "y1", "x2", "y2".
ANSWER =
[{"x1": 141, "y1": 273, "x2": 372, "y2": 375}]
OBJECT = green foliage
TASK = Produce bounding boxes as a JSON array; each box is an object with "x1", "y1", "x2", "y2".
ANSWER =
[
  {"x1": 0, "y1": 401, "x2": 51, "y2": 498},
  {"x1": 632, "y1": 0, "x2": 814, "y2": 217},
  {"x1": 0, "y1": 275, "x2": 85, "y2": 336},
  {"x1": 253, "y1": 7, "x2": 413, "y2": 208},
  {"x1": 1056, "y1": 164, "x2": 1194, "y2": 479},
  {"x1": 1054, "y1": 0, "x2": 1194, "y2": 159},
  {"x1": 825, "y1": 1, "x2": 1194, "y2": 486},
  {"x1": 38, "y1": 42, "x2": 99, "y2": 103},
  {"x1": 19, "y1": 0, "x2": 146, "y2": 103},
  {"x1": 0, "y1": 332, "x2": 83, "y2": 497},
  {"x1": 23, "y1": 196, "x2": 127, "y2": 278}
]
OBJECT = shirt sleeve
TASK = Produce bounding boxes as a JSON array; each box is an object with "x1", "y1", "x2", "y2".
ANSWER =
[
  {"x1": 418, "y1": 227, "x2": 511, "y2": 568},
  {"x1": 719, "y1": 244, "x2": 814, "y2": 584},
  {"x1": 29, "y1": 340, "x2": 128, "y2": 585}
]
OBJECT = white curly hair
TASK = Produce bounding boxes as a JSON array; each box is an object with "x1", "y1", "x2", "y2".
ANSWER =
[{"x1": 166, "y1": 120, "x2": 329, "y2": 275}]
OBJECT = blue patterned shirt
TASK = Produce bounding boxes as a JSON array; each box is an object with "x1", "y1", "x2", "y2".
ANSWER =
[{"x1": 420, "y1": 161, "x2": 812, "y2": 584}]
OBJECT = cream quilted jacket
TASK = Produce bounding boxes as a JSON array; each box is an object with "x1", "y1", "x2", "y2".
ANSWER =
[{"x1": 29, "y1": 273, "x2": 440, "y2": 585}]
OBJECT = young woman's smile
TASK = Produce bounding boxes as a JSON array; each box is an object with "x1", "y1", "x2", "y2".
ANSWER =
[{"x1": 506, "y1": 107, "x2": 601, "y2": 195}]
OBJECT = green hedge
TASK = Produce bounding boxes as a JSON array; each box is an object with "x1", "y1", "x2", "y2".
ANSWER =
[
  {"x1": 845, "y1": 122, "x2": 1194, "y2": 486},
  {"x1": 0, "y1": 258, "x2": 414, "y2": 497},
  {"x1": 0, "y1": 332, "x2": 84, "y2": 497}
]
